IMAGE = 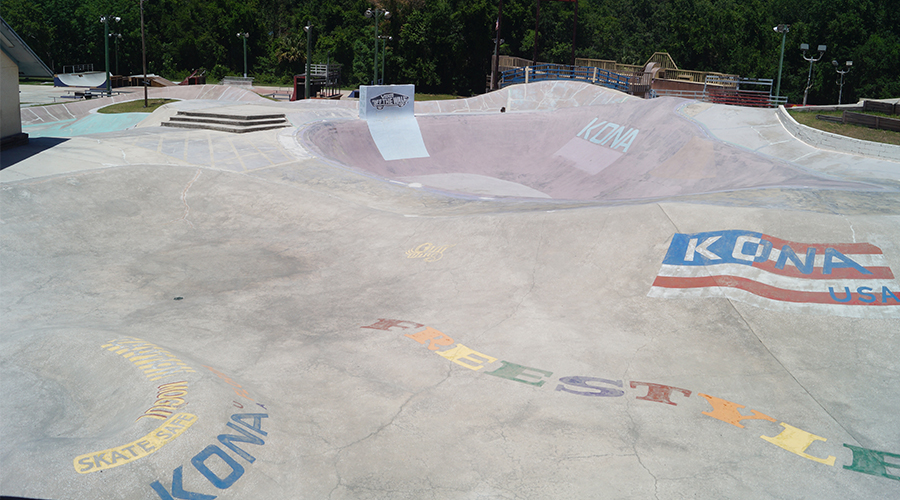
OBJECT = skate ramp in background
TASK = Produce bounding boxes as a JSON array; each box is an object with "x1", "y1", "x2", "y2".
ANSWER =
[
  {"x1": 53, "y1": 71, "x2": 109, "y2": 88},
  {"x1": 2, "y1": 81, "x2": 900, "y2": 500},
  {"x1": 306, "y1": 95, "x2": 885, "y2": 201}
]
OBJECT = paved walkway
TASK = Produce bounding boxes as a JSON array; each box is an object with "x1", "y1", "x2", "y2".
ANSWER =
[{"x1": 1, "y1": 82, "x2": 899, "y2": 500}]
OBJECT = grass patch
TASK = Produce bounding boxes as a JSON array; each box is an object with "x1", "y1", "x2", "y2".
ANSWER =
[
  {"x1": 19, "y1": 78, "x2": 54, "y2": 85},
  {"x1": 788, "y1": 110, "x2": 900, "y2": 146},
  {"x1": 415, "y1": 93, "x2": 462, "y2": 101},
  {"x1": 97, "y1": 99, "x2": 179, "y2": 114}
]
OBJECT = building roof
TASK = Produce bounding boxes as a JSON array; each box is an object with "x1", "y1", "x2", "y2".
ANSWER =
[{"x1": 1, "y1": 17, "x2": 53, "y2": 78}]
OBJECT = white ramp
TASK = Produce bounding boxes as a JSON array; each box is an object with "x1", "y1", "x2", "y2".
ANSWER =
[
  {"x1": 360, "y1": 85, "x2": 429, "y2": 161},
  {"x1": 54, "y1": 71, "x2": 108, "y2": 88}
]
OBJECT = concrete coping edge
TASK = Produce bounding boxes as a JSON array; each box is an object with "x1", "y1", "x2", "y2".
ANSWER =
[{"x1": 776, "y1": 105, "x2": 900, "y2": 162}]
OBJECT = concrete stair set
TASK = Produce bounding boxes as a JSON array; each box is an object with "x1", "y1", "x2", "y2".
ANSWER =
[{"x1": 162, "y1": 110, "x2": 290, "y2": 133}]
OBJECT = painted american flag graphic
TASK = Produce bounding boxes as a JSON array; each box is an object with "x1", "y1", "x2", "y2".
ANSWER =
[{"x1": 648, "y1": 230, "x2": 900, "y2": 318}]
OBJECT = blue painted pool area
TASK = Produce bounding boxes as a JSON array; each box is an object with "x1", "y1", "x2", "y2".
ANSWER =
[{"x1": 24, "y1": 112, "x2": 149, "y2": 138}]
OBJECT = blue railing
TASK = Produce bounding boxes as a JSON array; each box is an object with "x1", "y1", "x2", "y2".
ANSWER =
[{"x1": 500, "y1": 64, "x2": 633, "y2": 93}]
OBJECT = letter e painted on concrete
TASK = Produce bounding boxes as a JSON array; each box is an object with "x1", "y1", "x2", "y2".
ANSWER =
[
  {"x1": 435, "y1": 344, "x2": 497, "y2": 370},
  {"x1": 485, "y1": 361, "x2": 553, "y2": 387},
  {"x1": 760, "y1": 422, "x2": 836, "y2": 466},
  {"x1": 842, "y1": 444, "x2": 900, "y2": 481}
]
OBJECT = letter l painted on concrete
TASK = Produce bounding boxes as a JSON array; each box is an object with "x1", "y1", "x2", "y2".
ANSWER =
[{"x1": 760, "y1": 423, "x2": 836, "y2": 466}]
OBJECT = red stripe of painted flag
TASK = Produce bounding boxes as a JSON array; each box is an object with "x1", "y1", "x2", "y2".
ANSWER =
[
  {"x1": 761, "y1": 234, "x2": 883, "y2": 255},
  {"x1": 651, "y1": 275, "x2": 899, "y2": 306}
]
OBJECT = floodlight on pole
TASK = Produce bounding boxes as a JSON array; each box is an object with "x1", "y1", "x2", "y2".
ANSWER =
[
  {"x1": 304, "y1": 25, "x2": 312, "y2": 99},
  {"x1": 800, "y1": 43, "x2": 826, "y2": 106},
  {"x1": 140, "y1": 0, "x2": 147, "y2": 107},
  {"x1": 100, "y1": 16, "x2": 121, "y2": 97},
  {"x1": 832, "y1": 59, "x2": 852, "y2": 104},
  {"x1": 237, "y1": 32, "x2": 249, "y2": 77},
  {"x1": 773, "y1": 24, "x2": 789, "y2": 98},
  {"x1": 378, "y1": 35, "x2": 392, "y2": 85},
  {"x1": 491, "y1": 0, "x2": 505, "y2": 90},
  {"x1": 365, "y1": 8, "x2": 390, "y2": 85},
  {"x1": 109, "y1": 32, "x2": 122, "y2": 75}
]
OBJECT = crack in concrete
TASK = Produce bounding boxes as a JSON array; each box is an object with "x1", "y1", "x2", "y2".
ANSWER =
[
  {"x1": 727, "y1": 302, "x2": 865, "y2": 445},
  {"x1": 170, "y1": 168, "x2": 202, "y2": 228},
  {"x1": 624, "y1": 398, "x2": 661, "y2": 500},
  {"x1": 327, "y1": 368, "x2": 453, "y2": 498},
  {"x1": 473, "y1": 218, "x2": 546, "y2": 343}
]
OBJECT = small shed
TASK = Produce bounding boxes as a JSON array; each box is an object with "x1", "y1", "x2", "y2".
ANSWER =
[{"x1": 1, "y1": 17, "x2": 53, "y2": 150}]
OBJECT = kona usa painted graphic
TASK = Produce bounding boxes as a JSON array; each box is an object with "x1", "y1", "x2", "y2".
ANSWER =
[{"x1": 649, "y1": 230, "x2": 900, "y2": 317}]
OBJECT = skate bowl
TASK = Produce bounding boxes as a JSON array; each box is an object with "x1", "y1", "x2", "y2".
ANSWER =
[
  {"x1": 306, "y1": 94, "x2": 886, "y2": 201},
  {"x1": 1, "y1": 81, "x2": 899, "y2": 500}
]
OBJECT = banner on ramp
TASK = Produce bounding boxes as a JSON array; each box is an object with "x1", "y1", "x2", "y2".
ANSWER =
[
  {"x1": 648, "y1": 230, "x2": 900, "y2": 318},
  {"x1": 360, "y1": 84, "x2": 429, "y2": 161}
]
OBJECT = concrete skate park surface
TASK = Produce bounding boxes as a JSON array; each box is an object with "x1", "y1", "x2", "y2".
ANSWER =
[{"x1": 1, "y1": 81, "x2": 899, "y2": 499}]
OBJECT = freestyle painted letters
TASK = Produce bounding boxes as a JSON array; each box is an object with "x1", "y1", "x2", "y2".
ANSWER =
[{"x1": 364, "y1": 319, "x2": 900, "y2": 482}]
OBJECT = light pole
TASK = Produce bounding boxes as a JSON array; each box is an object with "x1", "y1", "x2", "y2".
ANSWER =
[
  {"x1": 773, "y1": 24, "x2": 789, "y2": 98},
  {"x1": 304, "y1": 25, "x2": 312, "y2": 99},
  {"x1": 365, "y1": 8, "x2": 390, "y2": 85},
  {"x1": 378, "y1": 35, "x2": 392, "y2": 85},
  {"x1": 800, "y1": 43, "x2": 826, "y2": 106},
  {"x1": 832, "y1": 59, "x2": 852, "y2": 104},
  {"x1": 140, "y1": 0, "x2": 147, "y2": 107},
  {"x1": 100, "y1": 15, "x2": 121, "y2": 97},
  {"x1": 237, "y1": 32, "x2": 249, "y2": 78},
  {"x1": 109, "y1": 32, "x2": 122, "y2": 75},
  {"x1": 491, "y1": 0, "x2": 504, "y2": 90}
]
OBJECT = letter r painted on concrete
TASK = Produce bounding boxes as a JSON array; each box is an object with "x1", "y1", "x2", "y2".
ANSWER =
[
  {"x1": 361, "y1": 319, "x2": 425, "y2": 331},
  {"x1": 404, "y1": 327, "x2": 454, "y2": 350},
  {"x1": 760, "y1": 423, "x2": 836, "y2": 466},
  {"x1": 629, "y1": 381, "x2": 692, "y2": 406},
  {"x1": 843, "y1": 444, "x2": 900, "y2": 481}
]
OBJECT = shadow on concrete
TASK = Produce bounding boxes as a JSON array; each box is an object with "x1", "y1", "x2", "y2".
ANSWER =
[{"x1": 0, "y1": 137, "x2": 69, "y2": 170}]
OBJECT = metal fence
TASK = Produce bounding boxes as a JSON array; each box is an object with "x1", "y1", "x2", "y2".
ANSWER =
[
  {"x1": 649, "y1": 76, "x2": 787, "y2": 108},
  {"x1": 500, "y1": 64, "x2": 633, "y2": 92}
]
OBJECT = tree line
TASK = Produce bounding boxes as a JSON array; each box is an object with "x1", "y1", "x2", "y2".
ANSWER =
[{"x1": 3, "y1": 0, "x2": 898, "y2": 104}]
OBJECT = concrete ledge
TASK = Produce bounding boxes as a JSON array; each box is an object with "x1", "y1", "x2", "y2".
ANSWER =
[{"x1": 776, "y1": 105, "x2": 900, "y2": 162}]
